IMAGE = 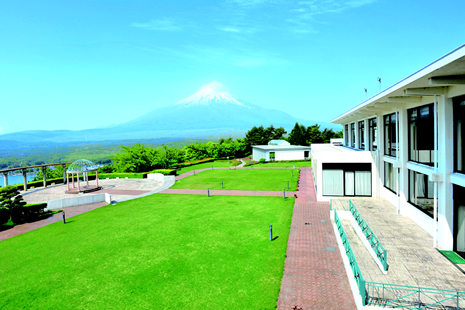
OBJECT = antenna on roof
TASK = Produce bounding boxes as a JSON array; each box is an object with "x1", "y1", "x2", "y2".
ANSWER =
[
  {"x1": 377, "y1": 77, "x2": 381, "y2": 92},
  {"x1": 364, "y1": 88, "x2": 367, "y2": 98}
]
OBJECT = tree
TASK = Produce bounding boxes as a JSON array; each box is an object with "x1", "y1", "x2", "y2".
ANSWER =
[
  {"x1": 288, "y1": 122, "x2": 307, "y2": 146},
  {"x1": 0, "y1": 185, "x2": 26, "y2": 221},
  {"x1": 111, "y1": 143, "x2": 158, "y2": 173}
]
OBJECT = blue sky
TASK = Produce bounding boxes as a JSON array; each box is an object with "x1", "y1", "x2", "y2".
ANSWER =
[{"x1": 1, "y1": 0, "x2": 465, "y2": 134}]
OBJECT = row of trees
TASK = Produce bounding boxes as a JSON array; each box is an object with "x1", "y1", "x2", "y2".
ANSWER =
[
  {"x1": 107, "y1": 123, "x2": 341, "y2": 173},
  {"x1": 244, "y1": 123, "x2": 342, "y2": 149}
]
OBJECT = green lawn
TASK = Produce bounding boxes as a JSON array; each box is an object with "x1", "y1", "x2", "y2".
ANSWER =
[
  {"x1": 0, "y1": 194, "x2": 293, "y2": 309},
  {"x1": 172, "y1": 168, "x2": 299, "y2": 191},
  {"x1": 177, "y1": 159, "x2": 240, "y2": 175},
  {"x1": 252, "y1": 160, "x2": 312, "y2": 167}
]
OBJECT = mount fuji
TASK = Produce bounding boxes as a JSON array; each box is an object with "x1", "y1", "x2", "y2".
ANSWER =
[{"x1": 0, "y1": 81, "x2": 339, "y2": 143}]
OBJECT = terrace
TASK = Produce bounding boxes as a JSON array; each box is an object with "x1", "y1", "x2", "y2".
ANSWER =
[{"x1": 332, "y1": 197, "x2": 465, "y2": 308}]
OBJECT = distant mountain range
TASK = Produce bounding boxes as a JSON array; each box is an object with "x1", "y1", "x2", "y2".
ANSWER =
[{"x1": 0, "y1": 81, "x2": 340, "y2": 144}]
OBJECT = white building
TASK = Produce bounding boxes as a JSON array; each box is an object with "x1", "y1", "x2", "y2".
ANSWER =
[
  {"x1": 311, "y1": 44, "x2": 465, "y2": 252},
  {"x1": 252, "y1": 140, "x2": 311, "y2": 161}
]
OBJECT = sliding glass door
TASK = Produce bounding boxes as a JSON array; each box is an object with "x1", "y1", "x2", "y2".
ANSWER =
[{"x1": 322, "y1": 163, "x2": 371, "y2": 197}]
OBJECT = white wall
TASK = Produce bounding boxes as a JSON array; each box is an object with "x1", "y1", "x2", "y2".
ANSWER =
[
  {"x1": 46, "y1": 193, "x2": 111, "y2": 210},
  {"x1": 252, "y1": 148, "x2": 267, "y2": 161},
  {"x1": 275, "y1": 149, "x2": 306, "y2": 161}
]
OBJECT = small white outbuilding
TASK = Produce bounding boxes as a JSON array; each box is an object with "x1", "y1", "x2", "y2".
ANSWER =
[{"x1": 252, "y1": 140, "x2": 311, "y2": 161}]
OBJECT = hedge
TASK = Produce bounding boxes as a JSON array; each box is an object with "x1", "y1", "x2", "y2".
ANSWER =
[
  {"x1": 97, "y1": 173, "x2": 147, "y2": 179},
  {"x1": 171, "y1": 158, "x2": 215, "y2": 169},
  {"x1": 149, "y1": 169, "x2": 176, "y2": 175}
]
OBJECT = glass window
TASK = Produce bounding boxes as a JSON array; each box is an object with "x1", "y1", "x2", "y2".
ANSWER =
[
  {"x1": 384, "y1": 113, "x2": 397, "y2": 157},
  {"x1": 358, "y1": 121, "x2": 365, "y2": 149},
  {"x1": 408, "y1": 104, "x2": 434, "y2": 166},
  {"x1": 384, "y1": 161, "x2": 397, "y2": 193},
  {"x1": 345, "y1": 124, "x2": 348, "y2": 146},
  {"x1": 322, "y1": 163, "x2": 371, "y2": 197},
  {"x1": 351, "y1": 123, "x2": 355, "y2": 148},
  {"x1": 369, "y1": 118, "x2": 378, "y2": 151},
  {"x1": 270, "y1": 152, "x2": 275, "y2": 161},
  {"x1": 408, "y1": 170, "x2": 434, "y2": 218},
  {"x1": 454, "y1": 96, "x2": 465, "y2": 173}
]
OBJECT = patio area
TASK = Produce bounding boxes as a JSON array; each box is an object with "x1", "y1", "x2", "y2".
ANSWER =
[{"x1": 332, "y1": 198, "x2": 465, "y2": 292}]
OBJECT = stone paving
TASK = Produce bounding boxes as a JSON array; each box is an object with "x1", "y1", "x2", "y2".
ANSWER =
[
  {"x1": 277, "y1": 167, "x2": 356, "y2": 309},
  {"x1": 333, "y1": 198, "x2": 465, "y2": 292},
  {"x1": 20, "y1": 178, "x2": 163, "y2": 203}
]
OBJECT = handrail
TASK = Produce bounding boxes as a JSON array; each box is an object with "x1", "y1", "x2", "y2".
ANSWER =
[
  {"x1": 334, "y1": 209, "x2": 366, "y2": 305},
  {"x1": 366, "y1": 282, "x2": 465, "y2": 309},
  {"x1": 349, "y1": 200, "x2": 388, "y2": 271}
]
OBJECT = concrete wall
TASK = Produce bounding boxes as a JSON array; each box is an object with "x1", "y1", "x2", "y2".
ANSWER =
[
  {"x1": 147, "y1": 173, "x2": 165, "y2": 182},
  {"x1": 252, "y1": 148, "x2": 267, "y2": 161},
  {"x1": 275, "y1": 149, "x2": 306, "y2": 161},
  {"x1": 46, "y1": 193, "x2": 111, "y2": 210}
]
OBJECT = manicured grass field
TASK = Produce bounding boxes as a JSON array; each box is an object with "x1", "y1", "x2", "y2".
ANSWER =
[
  {"x1": 0, "y1": 194, "x2": 293, "y2": 309},
  {"x1": 177, "y1": 159, "x2": 239, "y2": 175},
  {"x1": 252, "y1": 160, "x2": 312, "y2": 167},
  {"x1": 172, "y1": 168, "x2": 299, "y2": 191}
]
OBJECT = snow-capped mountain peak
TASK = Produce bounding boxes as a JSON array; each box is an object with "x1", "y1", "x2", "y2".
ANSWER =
[{"x1": 175, "y1": 81, "x2": 246, "y2": 107}]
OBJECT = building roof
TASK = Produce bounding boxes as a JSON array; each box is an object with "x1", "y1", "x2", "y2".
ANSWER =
[
  {"x1": 268, "y1": 140, "x2": 290, "y2": 146},
  {"x1": 252, "y1": 145, "x2": 311, "y2": 151},
  {"x1": 331, "y1": 43, "x2": 465, "y2": 124}
]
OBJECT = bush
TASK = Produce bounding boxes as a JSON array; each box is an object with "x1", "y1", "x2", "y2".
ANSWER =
[
  {"x1": 259, "y1": 158, "x2": 266, "y2": 163},
  {"x1": 97, "y1": 173, "x2": 147, "y2": 179},
  {"x1": 149, "y1": 169, "x2": 176, "y2": 175},
  {"x1": 19, "y1": 203, "x2": 48, "y2": 219},
  {"x1": 231, "y1": 159, "x2": 241, "y2": 166},
  {"x1": 98, "y1": 165, "x2": 115, "y2": 173},
  {"x1": 172, "y1": 158, "x2": 215, "y2": 169},
  {"x1": 243, "y1": 160, "x2": 259, "y2": 167}
]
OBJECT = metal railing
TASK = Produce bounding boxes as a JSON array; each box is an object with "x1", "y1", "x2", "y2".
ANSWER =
[
  {"x1": 334, "y1": 209, "x2": 366, "y2": 304},
  {"x1": 349, "y1": 200, "x2": 388, "y2": 271},
  {"x1": 366, "y1": 282, "x2": 465, "y2": 309}
]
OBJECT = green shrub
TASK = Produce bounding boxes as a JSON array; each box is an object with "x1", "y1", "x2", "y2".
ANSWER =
[
  {"x1": 19, "y1": 203, "x2": 48, "y2": 219},
  {"x1": 243, "y1": 160, "x2": 259, "y2": 167},
  {"x1": 172, "y1": 158, "x2": 215, "y2": 169},
  {"x1": 0, "y1": 185, "x2": 26, "y2": 222},
  {"x1": 259, "y1": 158, "x2": 266, "y2": 163},
  {"x1": 97, "y1": 173, "x2": 146, "y2": 179},
  {"x1": 231, "y1": 159, "x2": 241, "y2": 166},
  {"x1": 149, "y1": 169, "x2": 176, "y2": 175},
  {"x1": 98, "y1": 165, "x2": 115, "y2": 173}
]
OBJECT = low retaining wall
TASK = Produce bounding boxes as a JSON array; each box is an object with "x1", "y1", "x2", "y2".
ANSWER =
[{"x1": 46, "y1": 193, "x2": 111, "y2": 210}]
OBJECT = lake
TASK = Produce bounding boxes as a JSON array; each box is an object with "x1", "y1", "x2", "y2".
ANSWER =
[{"x1": 0, "y1": 174, "x2": 36, "y2": 187}]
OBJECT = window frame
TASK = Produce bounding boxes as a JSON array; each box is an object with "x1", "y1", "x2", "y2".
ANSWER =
[
  {"x1": 454, "y1": 96, "x2": 465, "y2": 174},
  {"x1": 358, "y1": 120, "x2": 365, "y2": 149},
  {"x1": 384, "y1": 161, "x2": 397, "y2": 194},
  {"x1": 369, "y1": 117, "x2": 377, "y2": 151},
  {"x1": 408, "y1": 103, "x2": 434, "y2": 167},
  {"x1": 408, "y1": 169, "x2": 434, "y2": 218},
  {"x1": 384, "y1": 113, "x2": 397, "y2": 157},
  {"x1": 345, "y1": 124, "x2": 349, "y2": 146},
  {"x1": 351, "y1": 123, "x2": 355, "y2": 148}
]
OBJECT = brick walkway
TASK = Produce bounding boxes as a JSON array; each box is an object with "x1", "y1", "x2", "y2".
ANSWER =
[
  {"x1": 161, "y1": 188, "x2": 296, "y2": 197},
  {"x1": 277, "y1": 167, "x2": 356, "y2": 309},
  {"x1": 0, "y1": 202, "x2": 107, "y2": 241}
]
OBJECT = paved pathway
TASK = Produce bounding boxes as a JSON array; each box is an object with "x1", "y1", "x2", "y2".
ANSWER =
[
  {"x1": 161, "y1": 188, "x2": 296, "y2": 197},
  {"x1": 334, "y1": 198, "x2": 465, "y2": 293},
  {"x1": 0, "y1": 202, "x2": 107, "y2": 241},
  {"x1": 277, "y1": 167, "x2": 356, "y2": 310}
]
